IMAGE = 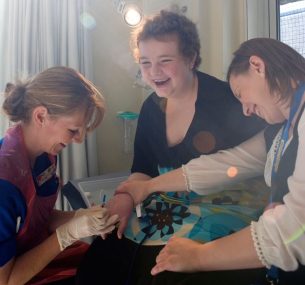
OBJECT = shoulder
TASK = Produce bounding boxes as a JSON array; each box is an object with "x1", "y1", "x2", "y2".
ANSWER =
[
  {"x1": 0, "y1": 180, "x2": 27, "y2": 240},
  {"x1": 196, "y1": 71, "x2": 236, "y2": 103},
  {"x1": 139, "y1": 92, "x2": 164, "y2": 121},
  {"x1": 0, "y1": 179, "x2": 26, "y2": 213},
  {"x1": 0, "y1": 180, "x2": 25, "y2": 266},
  {"x1": 197, "y1": 71, "x2": 230, "y2": 90},
  {"x1": 141, "y1": 92, "x2": 162, "y2": 109}
]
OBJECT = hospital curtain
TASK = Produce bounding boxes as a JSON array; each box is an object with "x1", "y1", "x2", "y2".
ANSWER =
[
  {"x1": 246, "y1": 0, "x2": 277, "y2": 39},
  {"x1": 191, "y1": 0, "x2": 246, "y2": 80},
  {"x1": 0, "y1": 0, "x2": 100, "y2": 206}
]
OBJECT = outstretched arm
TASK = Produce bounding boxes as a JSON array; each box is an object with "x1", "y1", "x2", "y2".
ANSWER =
[
  {"x1": 116, "y1": 131, "x2": 266, "y2": 204},
  {"x1": 116, "y1": 168, "x2": 185, "y2": 205}
]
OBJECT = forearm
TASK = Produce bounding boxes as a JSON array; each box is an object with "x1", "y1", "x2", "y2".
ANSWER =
[
  {"x1": 184, "y1": 131, "x2": 266, "y2": 195},
  {"x1": 115, "y1": 170, "x2": 186, "y2": 206},
  {"x1": 141, "y1": 132, "x2": 266, "y2": 196},
  {"x1": 128, "y1": 172, "x2": 151, "y2": 181},
  {"x1": 2, "y1": 234, "x2": 60, "y2": 285},
  {"x1": 48, "y1": 209, "x2": 75, "y2": 232},
  {"x1": 147, "y1": 168, "x2": 186, "y2": 195}
]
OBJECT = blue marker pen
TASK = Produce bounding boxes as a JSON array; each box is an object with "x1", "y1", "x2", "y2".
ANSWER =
[{"x1": 101, "y1": 194, "x2": 106, "y2": 207}]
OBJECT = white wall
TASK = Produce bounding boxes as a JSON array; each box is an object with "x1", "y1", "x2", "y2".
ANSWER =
[
  {"x1": 89, "y1": 1, "x2": 143, "y2": 174},
  {"x1": 90, "y1": 0, "x2": 248, "y2": 174}
]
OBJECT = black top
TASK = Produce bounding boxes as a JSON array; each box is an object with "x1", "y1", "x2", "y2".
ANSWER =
[{"x1": 132, "y1": 71, "x2": 266, "y2": 177}]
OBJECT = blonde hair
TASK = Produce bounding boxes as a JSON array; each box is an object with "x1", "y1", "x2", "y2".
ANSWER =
[{"x1": 3, "y1": 66, "x2": 105, "y2": 132}]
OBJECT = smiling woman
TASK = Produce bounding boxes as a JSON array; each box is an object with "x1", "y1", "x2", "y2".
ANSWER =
[
  {"x1": 0, "y1": 66, "x2": 120, "y2": 285},
  {"x1": 2, "y1": 66, "x2": 105, "y2": 165}
]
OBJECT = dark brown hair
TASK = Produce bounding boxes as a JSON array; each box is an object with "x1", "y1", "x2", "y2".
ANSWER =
[{"x1": 227, "y1": 38, "x2": 305, "y2": 101}]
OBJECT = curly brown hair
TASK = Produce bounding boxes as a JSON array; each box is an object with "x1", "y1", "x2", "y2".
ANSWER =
[{"x1": 131, "y1": 10, "x2": 201, "y2": 70}]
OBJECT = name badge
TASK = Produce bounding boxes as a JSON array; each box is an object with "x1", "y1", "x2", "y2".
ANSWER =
[{"x1": 36, "y1": 164, "x2": 56, "y2": 186}]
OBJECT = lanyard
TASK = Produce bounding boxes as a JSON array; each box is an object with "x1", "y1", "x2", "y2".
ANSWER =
[
  {"x1": 272, "y1": 83, "x2": 305, "y2": 177},
  {"x1": 267, "y1": 83, "x2": 305, "y2": 284}
]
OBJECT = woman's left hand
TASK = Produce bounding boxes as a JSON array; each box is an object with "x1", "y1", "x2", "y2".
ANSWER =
[
  {"x1": 116, "y1": 179, "x2": 151, "y2": 205},
  {"x1": 151, "y1": 236, "x2": 203, "y2": 275},
  {"x1": 103, "y1": 193, "x2": 134, "y2": 239}
]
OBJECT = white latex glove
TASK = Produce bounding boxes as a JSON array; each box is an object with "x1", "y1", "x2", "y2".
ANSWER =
[
  {"x1": 74, "y1": 205, "x2": 104, "y2": 218},
  {"x1": 56, "y1": 207, "x2": 119, "y2": 251}
]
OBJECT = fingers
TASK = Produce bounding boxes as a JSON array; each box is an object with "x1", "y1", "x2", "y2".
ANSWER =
[
  {"x1": 81, "y1": 205, "x2": 109, "y2": 221},
  {"x1": 100, "y1": 233, "x2": 108, "y2": 240},
  {"x1": 117, "y1": 218, "x2": 128, "y2": 239},
  {"x1": 94, "y1": 207, "x2": 109, "y2": 219},
  {"x1": 95, "y1": 215, "x2": 118, "y2": 235},
  {"x1": 89, "y1": 205, "x2": 105, "y2": 211},
  {"x1": 106, "y1": 214, "x2": 119, "y2": 226},
  {"x1": 151, "y1": 263, "x2": 166, "y2": 275},
  {"x1": 100, "y1": 214, "x2": 122, "y2": 240},
  {"x1": 151, "y1": 251, "x2": 170, "y2": 275},
  {"x1": 115, "y1": 182, "x2": 124, "y2": 192},
  {"x1": 99, "y1": 224, "x2": 116, "y2": 236},
  {"x1": 150, "y1": 236, "x2": 178, "y2": 275},
  {"x1": 116, "y1": 180, "x2": 129, "y2": 191},
  {"x1": 90, "y1": 213, "x2": 119, "y2": 233}
]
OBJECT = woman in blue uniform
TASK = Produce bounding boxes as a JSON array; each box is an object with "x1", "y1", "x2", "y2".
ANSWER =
[{"x1": 0, "y1": 66, "x2": 118, "y2": 285}]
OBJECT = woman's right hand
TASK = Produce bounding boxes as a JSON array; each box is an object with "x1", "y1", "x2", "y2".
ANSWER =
[{"x1": 56, "y1": 207, "x2": 119, "y2": 251}]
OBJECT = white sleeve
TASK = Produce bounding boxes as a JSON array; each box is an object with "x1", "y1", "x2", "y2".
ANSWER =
[
  {"x1": 182, "y1": 131, "x2": 267, "y2": 195},
  {"x1": 251, "y1": 113, "x2": 305, "y2": 271}
]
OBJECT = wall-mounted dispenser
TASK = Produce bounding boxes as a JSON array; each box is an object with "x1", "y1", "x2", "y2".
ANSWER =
[{"x1": 117, "y1": 111, "x2": 139, "y2": 154}]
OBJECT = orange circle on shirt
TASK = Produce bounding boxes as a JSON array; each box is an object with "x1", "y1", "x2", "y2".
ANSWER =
[{"x1": 192, "y1": 131, "x2": 216, "y2": 153}]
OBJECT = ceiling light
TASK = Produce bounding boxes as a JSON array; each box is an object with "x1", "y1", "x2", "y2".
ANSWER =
[
  {"x1": 113, "y1": 0, "x2": 142, "y2": 27},
  {"x1": 123, "y1": 4, "x2": 142, "y2": 27}
]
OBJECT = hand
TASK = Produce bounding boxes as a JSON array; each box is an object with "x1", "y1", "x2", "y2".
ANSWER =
[
  {"x1": 56, "y1": 206, "x2": 119, "y2": 251},
  {"x1": 74, "y1": 205, "x2": 104, "y2": 217},
  {"x1": 102, "y1": 193, "x2": 134, "y2": 239},
  {"x1": 115, "y1": 179, "x2": 151, "y2": 205},
  {"x1": 151, "y1": 236, "x2": 203, "y2": 275}
]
